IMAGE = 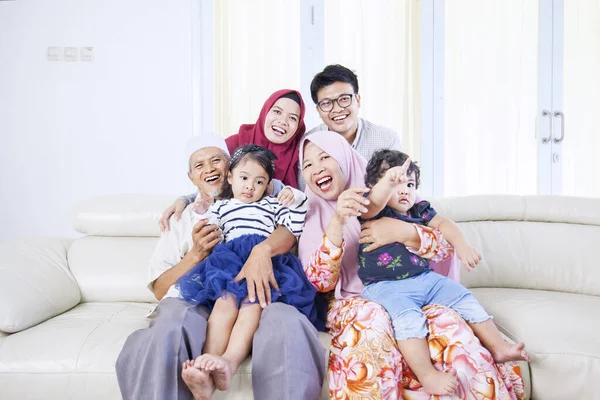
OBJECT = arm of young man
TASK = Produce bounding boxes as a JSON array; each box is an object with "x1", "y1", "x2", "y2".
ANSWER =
[
  {"x1": 427, "y1": 214, "x2": 481, "y2": 270},
  {"x1": 151, "y1": 218, "x2": 222, "y2": 300},
  {"x1": 234, "y1": 225, "x2": 296, "y2": 308},
  {"x1": 158, "y1": 192, "x2": 197, "y2": 232}
]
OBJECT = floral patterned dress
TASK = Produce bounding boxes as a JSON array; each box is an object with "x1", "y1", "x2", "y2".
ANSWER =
[{"x1": 303, "y1": 226, "x2": 525, "y2": 400}]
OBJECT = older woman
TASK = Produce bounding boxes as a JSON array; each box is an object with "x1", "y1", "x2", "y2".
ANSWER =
[{"x1": 298, "y1": 131, "x2": 524, "y2": 399}]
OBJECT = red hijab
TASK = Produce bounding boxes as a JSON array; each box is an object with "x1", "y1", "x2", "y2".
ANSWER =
[{"x1": 225, "y1": 89, "x2": 306, "y2": 188}]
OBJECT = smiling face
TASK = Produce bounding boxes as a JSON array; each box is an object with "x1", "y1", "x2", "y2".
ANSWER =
[
  {"x1": 315, "y1": 82, "x2": 361, "y2": 141},
  {"x1": 302, "y1": 141, "x2": 346, "y2": 201},
  {"x1": 386, "y1": 171, "x2": 418, "y2": 215},
  {"x1": 227, "y1": 156, "x2": 269, "y2": 203},
  {"x1": 263, "y1": 97, "x2": 301, "y2": 144},
  {"x1": 187, "y1": 146, "x2": 228, "y2": 198}
]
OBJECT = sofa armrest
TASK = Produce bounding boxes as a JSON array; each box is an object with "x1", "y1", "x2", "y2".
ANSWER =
[{"x1": 0, "y1": 238, "x2": 81, "y2": 333}]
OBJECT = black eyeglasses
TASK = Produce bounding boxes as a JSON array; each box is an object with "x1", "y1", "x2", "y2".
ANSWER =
[{"x1": 317, "y1": 94, "x2": 355, "y2": 112}]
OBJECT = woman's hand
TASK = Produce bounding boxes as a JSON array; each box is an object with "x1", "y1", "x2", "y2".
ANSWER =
[
  {"x1": 334, "y1": 187, "x2": 370, "y2": 225},
  {"x1": 360, "y1": 217, "x2": 420, "y2": 252},
  {"x1": 159, "y1": 199, "x2": 188, "y2": 232},
  {"x1": 276, "y1": 187, "x2": 295, "y2": 207}
]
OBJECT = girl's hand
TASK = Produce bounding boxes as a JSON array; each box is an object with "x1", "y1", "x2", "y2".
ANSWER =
[
  {"x1": 334, "y1": 187, "x2": 370, "y2": 225},
  {"x1": 276, "y1": 187, "x2": 295, "y2": 207},
  {"x1": 384, "y1": 158, "x2": 411, "y2": 185},
  {"x1": 191, "y1": 191, "x2": 214, "y2": 215}
]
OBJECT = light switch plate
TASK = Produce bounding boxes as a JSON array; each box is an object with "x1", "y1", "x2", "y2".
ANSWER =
[
  {"x1": 47, "y1": 46, "x2": 61, "y2": 61},
  {"x1": 80, "y1": 47, "x2": 94, "y2": 62},
  {"x1": 64, "y1": 46, "x2": 78, "y2": 61}
]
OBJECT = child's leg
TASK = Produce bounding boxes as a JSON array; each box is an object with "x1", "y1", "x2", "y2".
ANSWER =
[
  {"x1": 363, "y1": 279, "x2": 458, "y2": 396},
  {"x1": 181, "y1": 360, "x2": 215, "y2": 400},
  {"x1": 203, "y1": 296, "x2": 239, "y2": 355},
  {"x1": 396, "y1": 338, "x2": 458, "y2": 395},
  {"x1": 468, "y1": 319, "x2": 530, "y2": 363},
  {"x1": 197, "y1": 301, "x2": 262, "y2": 391},
  {"x1": 426, "y1": 273, "x2": 531, "y2": 363}
]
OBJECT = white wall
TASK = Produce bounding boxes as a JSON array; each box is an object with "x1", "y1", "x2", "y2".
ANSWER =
[{"x1": 0, "y1": 0, "x2": 195, "y2": 242}]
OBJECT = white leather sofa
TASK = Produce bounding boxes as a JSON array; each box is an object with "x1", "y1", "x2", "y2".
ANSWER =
[{"x1": 1, "y1": 194, "x2": 598, "y2": 400}]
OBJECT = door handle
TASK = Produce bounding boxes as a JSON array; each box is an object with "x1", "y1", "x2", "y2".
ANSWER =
[
  {"x1": 553, "y1": 111, "x2": 565, "y2": 143},
  {"x1": 541, "y1": 110, "x2": 553, "y2": 143}
]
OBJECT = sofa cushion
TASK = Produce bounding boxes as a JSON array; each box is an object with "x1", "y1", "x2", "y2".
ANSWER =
[
  {"x1": 0, "y1": 238, "x2": 80, "y2": 333},
  {"x1": 458, "y1": 220, "x2": 600, "y2": 297},
  {"x1": 68, "y1": 236, "x2": 158, "y2": 303},
  {"x1": 0, "y1": 302, "x2": 153, "y2": 400},
  {"x1": 0, "y1": 302, "x2": 332, "y2": 400},
  {"x1": 72, "y1": 194, "x2": 174, "y2": 237},
  {"x1": 472, "y1": 287, "x2": 600, "y2": 400}
]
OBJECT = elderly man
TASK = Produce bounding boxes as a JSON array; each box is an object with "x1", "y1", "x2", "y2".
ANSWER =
[{"x1": 116, "y1": 135, "x2": 325, "y2": 400}]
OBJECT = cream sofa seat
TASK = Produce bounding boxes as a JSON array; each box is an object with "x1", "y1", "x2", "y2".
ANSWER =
[
  {"x1": 432, "y1": 195, "x2": 600, "y2": 400},
  {"x1": 1, "y1": 194, "x2": 599, "y2": 399}
]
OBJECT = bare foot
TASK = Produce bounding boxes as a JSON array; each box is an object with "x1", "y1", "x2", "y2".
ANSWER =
[
  {"x1": 420, "y1": 368, "x2": 458, "y2": 395},
  {"x1": 194, "y1": 354, "x2": 233, "y2": 391},
  {"x1": 490, "y1": 341, "x2": 531, "y2": 363},
  {"x1": 182, "y1": 360, "x2": 215, "y2": 400}
]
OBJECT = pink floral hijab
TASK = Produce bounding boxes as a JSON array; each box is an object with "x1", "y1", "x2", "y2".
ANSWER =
[
  {"x1": 298, "y1": 131, "x2": 460, "y2": 299},
  {"x1": 298, "y1": 131, "x2": 367, "y2": 299}
]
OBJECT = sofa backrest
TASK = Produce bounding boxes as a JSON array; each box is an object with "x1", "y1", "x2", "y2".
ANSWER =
[
  {"x1": 70, "y1": 194, "x2": 600, "y2": 302},
  {"x1": 70, "y1": 195, "x2": 173, "y2": 303},
  {"x1": 430, "y1": 195, "x2": 600, "y2": 297}
]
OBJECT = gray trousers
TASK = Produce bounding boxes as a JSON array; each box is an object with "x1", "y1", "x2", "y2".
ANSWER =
[{"x1": 116, "y1": 298, "x2": 325, "y2": 400}]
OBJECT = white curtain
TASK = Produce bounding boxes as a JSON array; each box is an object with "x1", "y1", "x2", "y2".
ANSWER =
[
  {"x1": 213, "y1": 0, "x2": 301, "y2": 138},
  {"x1": 323, "y1": 0, "x2": 421, "y2": 161},
  {"x1": 563, "y1": 0, "x2": 600, "y2": 198},
  {"x1": 443, "y1": 0, "x2": 539, "y2": 196}
]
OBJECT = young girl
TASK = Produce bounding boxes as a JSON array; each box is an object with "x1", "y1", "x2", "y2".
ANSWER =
[
  {"x1": 159, "y1": 89, "x2": 306, "y2": 231},
  {"x1": 176, "y1": 144, "x2": 321, "y2": 397},
  {"x1": 359, "y1": 149, "x2": 531, "y2": 396}
]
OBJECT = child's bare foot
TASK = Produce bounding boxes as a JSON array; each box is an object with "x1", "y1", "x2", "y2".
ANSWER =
[
  {"x1": 420, "y1": 368, "x2": 458, "y2": 395},
  {"x1": 181, "y1": 360, "x2": 214, "y2": 400},
  {"x1": 490, "y1": 341, "x2": 531, "y2": 363},
  {"x1": 194, "y1": 354, "x2": 233, "y2": 391}
]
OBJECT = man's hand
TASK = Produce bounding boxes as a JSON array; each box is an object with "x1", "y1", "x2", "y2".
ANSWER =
[
  {"x1": 455, "y1": 244, "x2": 481, "y2": 271},
  {"x1": 234, "y1": 243, "x2": 279, "y2": 308},
  {"x1": 159, "y1": 200, "x2": 188, "y2": 232},
  {"x1": 188, "y1": 219, "x2": 222, "y2": 262}
]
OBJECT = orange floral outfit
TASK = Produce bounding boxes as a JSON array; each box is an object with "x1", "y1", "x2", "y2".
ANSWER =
[{"x1": 305, "y1": 233, "x2": 525, "y2": 400}]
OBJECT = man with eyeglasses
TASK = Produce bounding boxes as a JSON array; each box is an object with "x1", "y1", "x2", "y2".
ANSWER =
[{"x1": 309, "y1": 64, "x2": 400, "y2": 153}]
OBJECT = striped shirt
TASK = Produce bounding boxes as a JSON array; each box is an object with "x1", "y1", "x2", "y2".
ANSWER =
[
  {"x1": 298, "y1": 118, "x2": 401, "y2": 190},
  {"x1": 206, "y1": 187, "x2": 307, "y2": 242}
]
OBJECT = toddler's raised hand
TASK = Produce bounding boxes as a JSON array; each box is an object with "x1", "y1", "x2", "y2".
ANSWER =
[
  {"x1": 384, "y1": 158, "x2": 412, "y2": 185},
  {"x1": 456, "y1": 244, "x2": 482, "y2": 271},
  {"x1": 277, "y1": 187, "x2": 295, "y2": 207}
]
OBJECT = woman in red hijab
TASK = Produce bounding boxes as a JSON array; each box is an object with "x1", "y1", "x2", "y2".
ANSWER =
[
  {"x1": 159, "y1": 89, "x2": 307, "y2": 231},
  {"x1": 225, "y1": 89, "x2": 306, "y2": 188}
]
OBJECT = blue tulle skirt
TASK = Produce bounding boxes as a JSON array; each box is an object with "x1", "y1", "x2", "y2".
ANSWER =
[{"x1": 177, "y1": 234, "x2": 324, "y2": 330}]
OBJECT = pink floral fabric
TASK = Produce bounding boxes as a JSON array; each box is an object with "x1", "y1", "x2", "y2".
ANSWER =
[{"x1": 305, "y1": 234, "x2": 525, "y2": 400}]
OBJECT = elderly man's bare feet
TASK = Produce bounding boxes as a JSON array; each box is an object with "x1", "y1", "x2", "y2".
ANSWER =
[
  {"x1": 194, "y1": 354, "x2": 233, "y2": 391},
  {"x1": 420, "y1": 368, "x2": 458, "y2": 395},
  {"x1": 490, "y1": 341, "x2": 531, "y2": 363},
  {"x1": 182, "y1": 360, "x2": 214, "y2": 400}
]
